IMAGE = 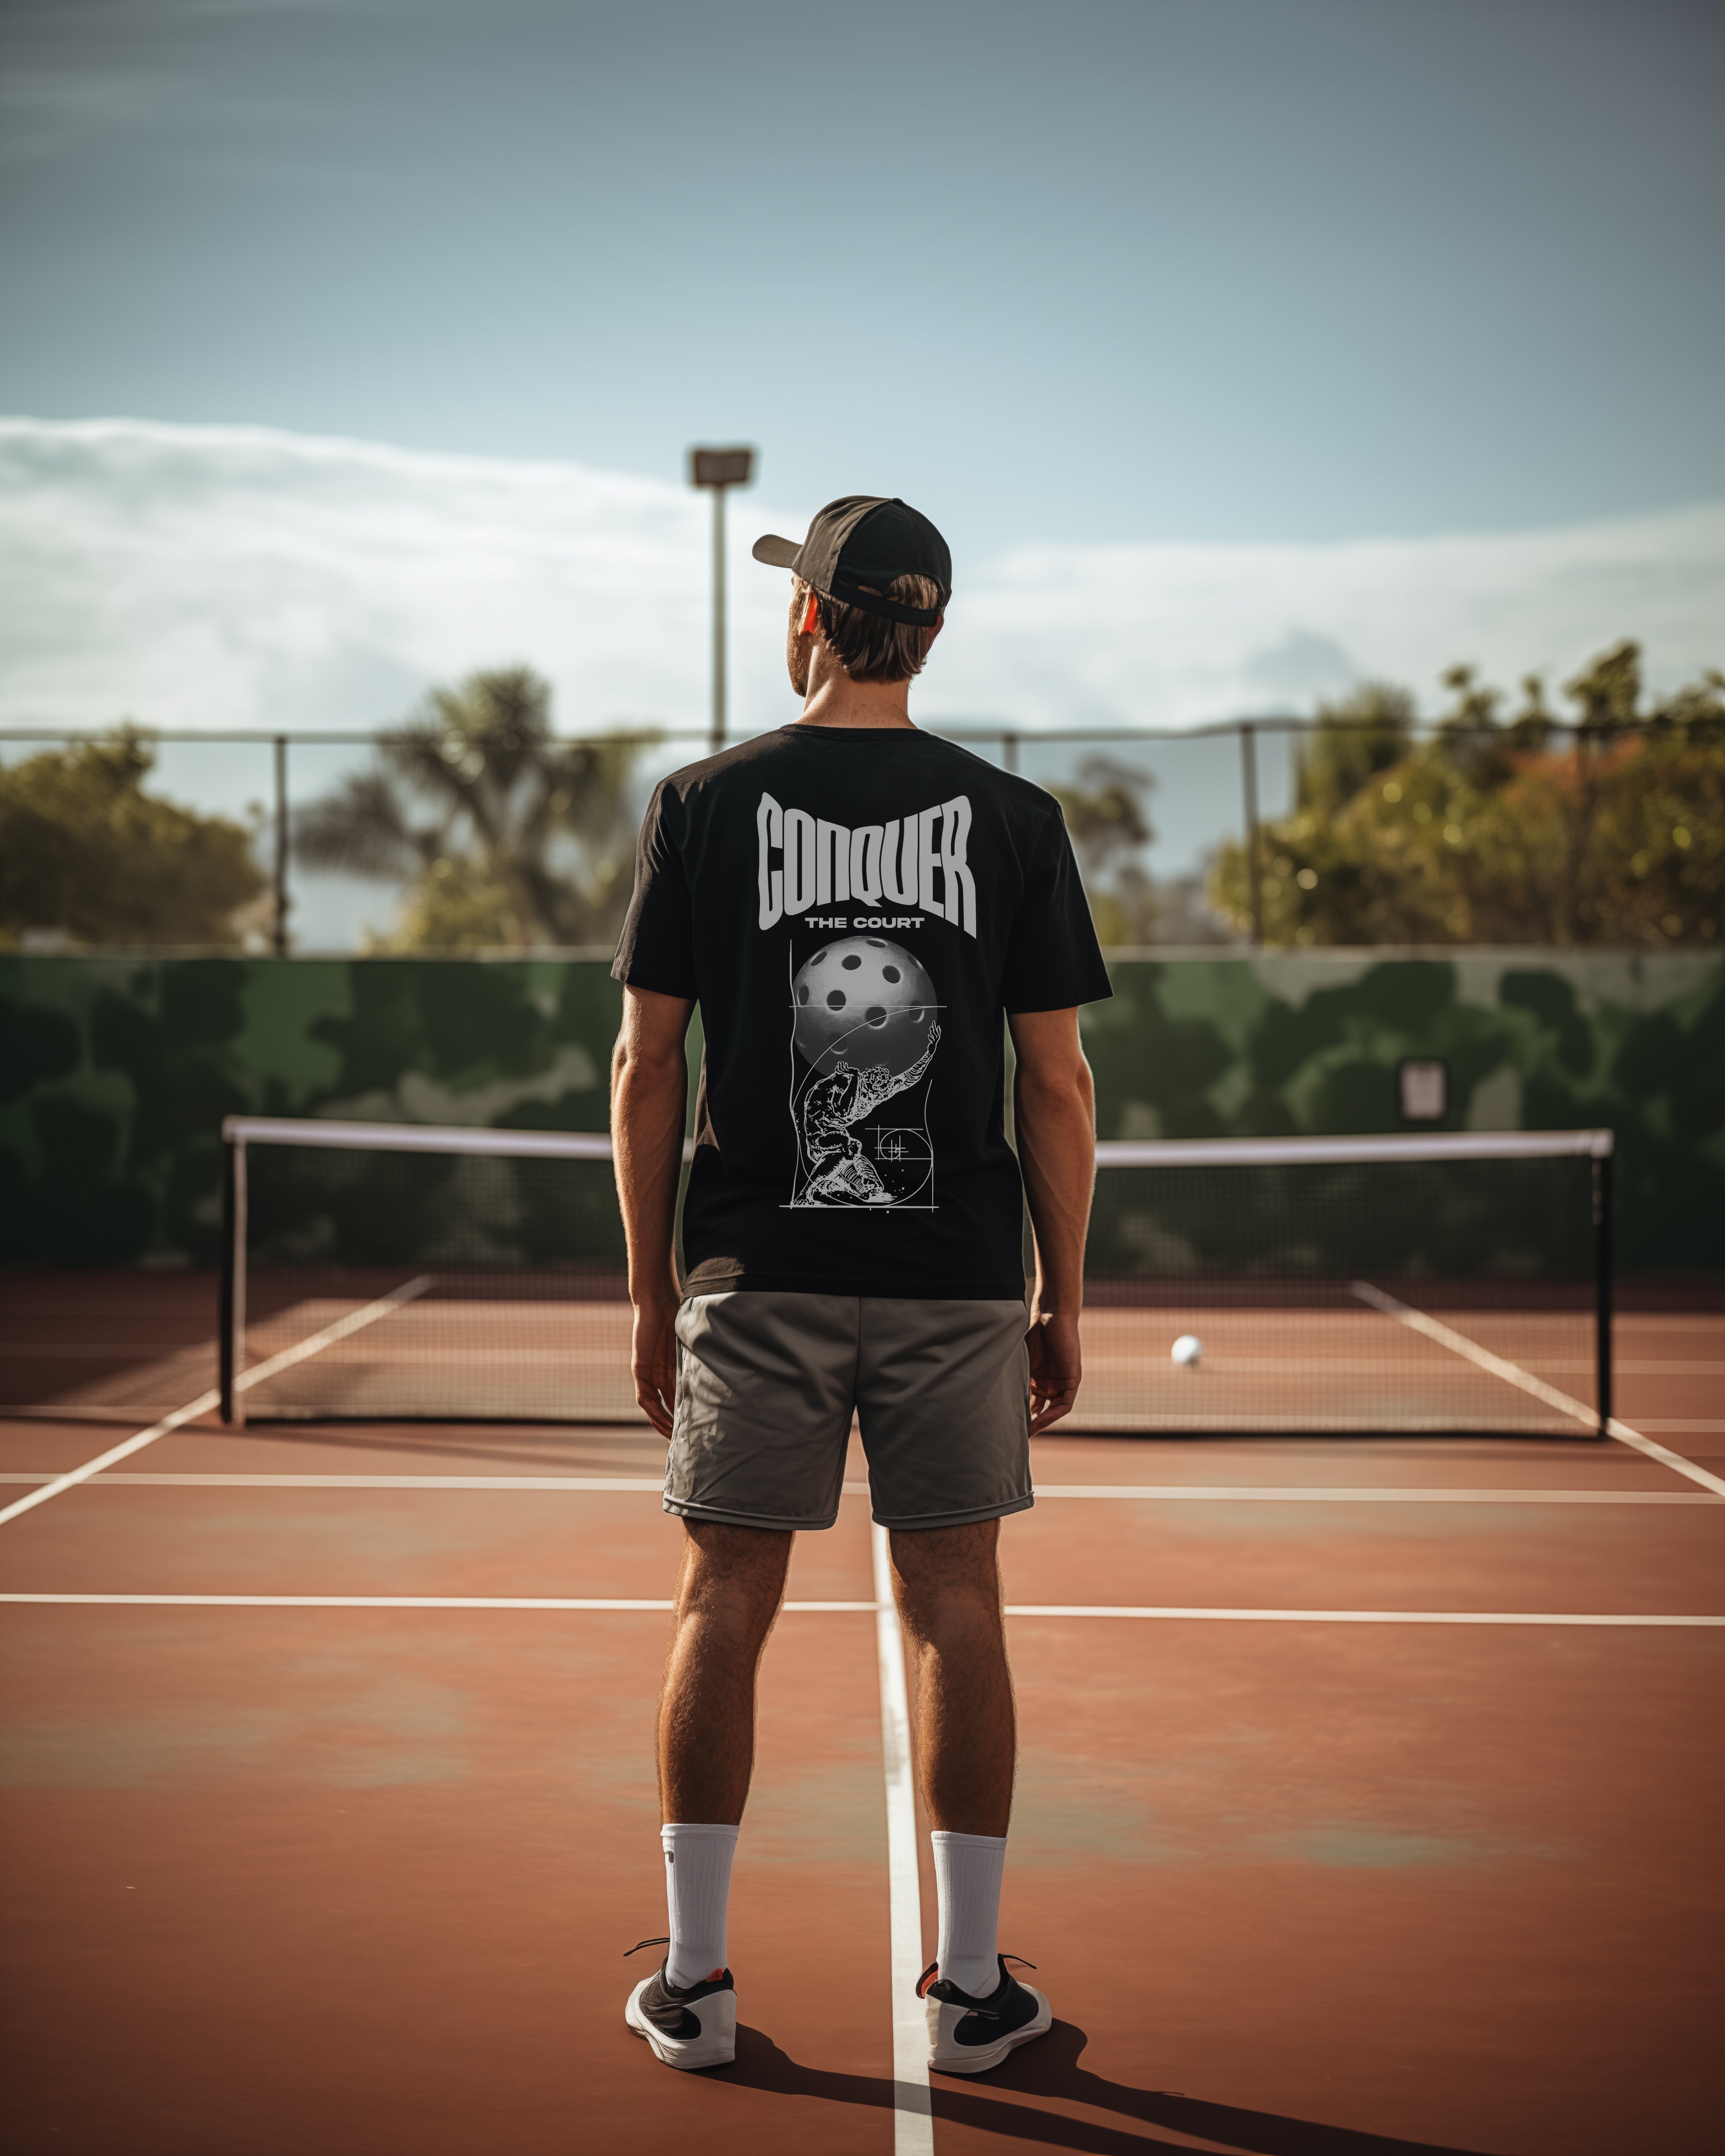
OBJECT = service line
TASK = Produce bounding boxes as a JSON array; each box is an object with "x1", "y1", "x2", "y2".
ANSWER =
[
  {"x1": 0, "y1": 1279, "x2": 433, "y2": 1531},
  {"x1": 1351, "y1": 1282, "x2": 1725, "y2": 1501}
]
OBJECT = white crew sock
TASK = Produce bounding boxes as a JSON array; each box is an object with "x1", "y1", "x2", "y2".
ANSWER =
[
  {"x1": 931, "y1": 1829, "x2": 1008, "y2": 1999},
  {"x1": 661, "y1": 1823, "x2": 739, "y2": 1990}
]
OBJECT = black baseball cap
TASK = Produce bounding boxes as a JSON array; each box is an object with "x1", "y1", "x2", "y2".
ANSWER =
[{"x1": 752, "y1": 496, "x2": 951, "y2": 627}]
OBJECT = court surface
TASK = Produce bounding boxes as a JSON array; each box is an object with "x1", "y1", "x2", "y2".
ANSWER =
[{"x1": 2, "y1": 1277, "x2": 1722, "y2": 2156}]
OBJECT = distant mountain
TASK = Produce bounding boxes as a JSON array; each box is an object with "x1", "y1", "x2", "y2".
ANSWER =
[{"x1": 2, "y1": 416, "x2": 1721, "y2": 739}]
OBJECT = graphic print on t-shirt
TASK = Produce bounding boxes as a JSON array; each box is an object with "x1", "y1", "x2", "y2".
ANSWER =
[
  {"x1": 787, "y1": 935, "x2": 942, "y2": 1208},
  {"x1": 757, "y1": 791, "x2": 977, "y2": 934}
]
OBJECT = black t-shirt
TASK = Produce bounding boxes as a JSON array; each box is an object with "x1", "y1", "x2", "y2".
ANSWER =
[{"x1": 612, "y1": 724, "x2": 1111, "y2": 1300}]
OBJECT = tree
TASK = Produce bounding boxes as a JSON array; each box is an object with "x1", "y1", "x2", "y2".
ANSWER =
[
  {"x1": 1208, "y1": 644, "x2": 1724, "y2": 947},
  {"x1": 1047, "y1": 757, "x2": 1159, "y2": 945},
  {"x1": 0, "y1": 728, "x2": 266, "y2": 948},
  {"x1": 293, "y1": 667, "x2": 655, "y2": 950}
]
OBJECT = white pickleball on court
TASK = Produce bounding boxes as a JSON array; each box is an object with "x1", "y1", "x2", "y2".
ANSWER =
[{"x1": 1171, "y1": 1334, "x2": 1204, "y2": 1367}]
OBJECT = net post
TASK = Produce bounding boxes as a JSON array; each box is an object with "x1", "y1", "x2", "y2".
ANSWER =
[
  {"x1": 1593, "y1": 1144, "x2": 1613, "y2": 1437},
  {"x1": 219, "y1": 1135, "x2": 248, "y2": 1427}
]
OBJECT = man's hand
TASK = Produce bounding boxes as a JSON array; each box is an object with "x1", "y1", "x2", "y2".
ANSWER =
[
  {"x1": 1026, "y1": 1308, "x2": 1082, "y2": 1433},
  {"x1": 1009, "y1": 1007, "x2": 1095, "y2": 1437},
  {"x1": 632, "y1": 1295, "x2": 679, "y2": 1437},
  {"x1": 611, "y1": 984, "x2": 695, "y2": 1439}
]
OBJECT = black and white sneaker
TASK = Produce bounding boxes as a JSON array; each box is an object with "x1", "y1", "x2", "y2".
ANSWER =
[
  {"x1": 623, "y1": 1938, "x2": 737, "y2": 2070},
  {"x1": 919, "y1": 1954, "x2": 1052, "y2": 2074}
]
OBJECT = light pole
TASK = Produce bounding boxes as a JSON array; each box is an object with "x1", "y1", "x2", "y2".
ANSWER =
[{"x1": 689, "y1": 446, "x2": 755, "y2": 753}]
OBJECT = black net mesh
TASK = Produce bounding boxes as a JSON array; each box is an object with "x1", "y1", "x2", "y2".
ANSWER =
[
  {"x1": 231, "y1": 1131, "x2": 1604, "y2": 1433},
  {"x1": 238, "y1": 1141, "x2": 635, "y2": 1422},
  {"x1": 1074, "y1": 1153, "x2": 1601, "y2": 1433}
]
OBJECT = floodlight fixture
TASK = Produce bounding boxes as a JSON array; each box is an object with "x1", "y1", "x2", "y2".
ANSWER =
[
  {"x1": 689, "y1": 444, "x2": 757, "y2": 750},
  {"x1": 690, "y1": 446, "x2": 754, "y2": 490}
]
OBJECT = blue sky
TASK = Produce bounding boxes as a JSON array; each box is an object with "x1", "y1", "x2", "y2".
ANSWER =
[{"x1": 3, "y1": 0, "x2": 1721, "y2": 566}]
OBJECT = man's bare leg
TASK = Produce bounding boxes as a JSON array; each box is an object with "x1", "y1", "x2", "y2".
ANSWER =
[
  {"x1": 658, "y1": 1520, "x2": 792, "y2": 1823},
  {"x1": 644, "y1": 1522, "x2": 791, "y2": 2003},
  {"x1": 888, "y1": 1519, "x2": 1015, "y2": 1834},
  {"x1": 889, "y1": 1517, "x2": 1036, "y2": 2030}
]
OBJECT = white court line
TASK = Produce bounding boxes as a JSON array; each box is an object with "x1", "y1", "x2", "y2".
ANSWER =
[
  {"x1": 0, "y1": 1473, "x2": 674, "y2": 1493},
  {"x1": 3, "y1": 1592, "x2": 1719, "y2": 1626},
  {"x1": 1029, "y1": 1483, "x2": 1718, "y2": 1506},
  {"x1": 1006, "y1": 1605, "x2": 1725, "y2": 1626},
  {"x1": 1351, "y1": 1281, "x2": 1725, "y2": 1501},
  {"x1": 0, "y1": 1593, "x2": 872, "y2": 1613},
  {"x1": 0, "y1": 1278, "x2": 432, "y2": 1531},
  {"x1": 0, "y1": 1472, "x2": 1713, "y2": 1505},
  {"x1": 871, "y1": 1524, "x2": 933, "y2": 2156}
]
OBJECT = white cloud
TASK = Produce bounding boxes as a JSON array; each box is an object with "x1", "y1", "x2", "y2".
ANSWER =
[{"x1": 2, "y1": 415, "x2": 1721, "y2": 748}]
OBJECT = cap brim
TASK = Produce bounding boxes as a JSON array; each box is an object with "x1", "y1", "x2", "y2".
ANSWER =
[{"x1": 751, "y1": 534, "x2": 801, "y2": 569}]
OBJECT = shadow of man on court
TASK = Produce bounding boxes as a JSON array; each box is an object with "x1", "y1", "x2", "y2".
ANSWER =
[{"x1": 716, "y1": 2017, "x2": 1502, "y2": 2156}]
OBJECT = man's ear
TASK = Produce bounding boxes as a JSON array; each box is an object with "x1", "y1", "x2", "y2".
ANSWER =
[{"x1": 801, "y1": 592, "x2": 820, "y2": 637}]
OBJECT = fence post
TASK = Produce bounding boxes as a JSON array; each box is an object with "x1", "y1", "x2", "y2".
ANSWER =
[
  {"x1": 1002, "y1": 731, "x2": 1019, "y2": 775},
  {"x1": 272, "y1": 736, "x2": 290, "y2": 957},
  {"x1": 1239, "y1": 722, "x2": 1265, "y2": 947}
]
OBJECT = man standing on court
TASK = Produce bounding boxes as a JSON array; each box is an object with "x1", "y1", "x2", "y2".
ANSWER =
[{"x1": 610, "y1": 495, "x2": 1109, "y2": 2074}]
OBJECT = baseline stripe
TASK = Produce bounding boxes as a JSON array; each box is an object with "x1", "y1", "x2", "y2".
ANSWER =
[
  {"x1": 1351, "y1": 1281, "x2": 1725, "y2": 1501},
  {"x1": 0, "y1": 1273, "x2": 419, "y2": 1532}
]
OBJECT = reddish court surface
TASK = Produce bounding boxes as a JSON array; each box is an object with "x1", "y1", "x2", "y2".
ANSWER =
[{"x1": 1, "y1": 1288, "x2": 1723, "y2": 2154}]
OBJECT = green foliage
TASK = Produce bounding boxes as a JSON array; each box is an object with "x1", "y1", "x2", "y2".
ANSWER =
[
  {"x1": 294, "y1": 667, "x2": 655, "y2": 949},
  {"x1": 1209, "y1": 643, "x2": 1725, "y2": 947},
  {"x1": 4, "y1": 952, "x2": 1721, "y2": 1273},
  {"x1": 1047, "y1": 757, "x2": 1158, "y2": 945},
  {"x1": 1295, "y1": 682, "x2": 1416, "y2": 813},
  {"x1": 0, "y1": 729, "x2": 266, "y2": 949}
]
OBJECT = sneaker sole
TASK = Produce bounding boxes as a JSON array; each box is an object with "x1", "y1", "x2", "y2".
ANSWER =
[
  {"x1": 929, "y1": 1984, "x2": 1053, "y2": 2075},
  {"x1": 624, "y1": 1979, "x2": 737, "y2": 2071}
]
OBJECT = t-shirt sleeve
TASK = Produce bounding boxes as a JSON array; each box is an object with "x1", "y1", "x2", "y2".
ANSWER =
[
  {"x1": 611, "y1": 781, "x2": 699, "y2": 998},
  {"x1": 998, "y1": 802, "x2": 1114, "y2": 1014}
]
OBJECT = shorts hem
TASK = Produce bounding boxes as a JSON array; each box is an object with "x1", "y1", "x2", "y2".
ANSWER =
[
  {"x1": 872, "y1": 1490, "x2": 1035, "y2": 1533},
  {"x1": 662, "y1": 1496, "x2": 840, "y2": 1533},
  {"x1": 681, "y1": 1276, "x2": 1028, "y2": 1303}
]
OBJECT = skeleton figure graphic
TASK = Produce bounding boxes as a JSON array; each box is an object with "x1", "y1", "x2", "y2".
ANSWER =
[
  {"x1": 787, "y1": 934, "x2": 942, "y2": 1207},
  {"x1": 799, "y1": 1022, "x2": 941, "y2": 1203}
]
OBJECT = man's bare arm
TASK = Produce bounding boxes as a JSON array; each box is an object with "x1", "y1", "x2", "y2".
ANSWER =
[
  {"x1": 611, "y1": 984, "x2": 695, "y2": 1436},
  {"x1": 1007, "y1": 1006, "x2": 1096, "y2": 1434}
]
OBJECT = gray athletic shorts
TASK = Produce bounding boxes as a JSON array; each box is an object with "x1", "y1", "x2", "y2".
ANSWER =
[{"x1": 665, "y1": 1292, "x2": 1033, "y2": 1533}]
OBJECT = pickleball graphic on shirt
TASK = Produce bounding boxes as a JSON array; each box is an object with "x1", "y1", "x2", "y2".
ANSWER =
[{"x1": 787, "y1": 935, "x2": 942, "y2": 1208}]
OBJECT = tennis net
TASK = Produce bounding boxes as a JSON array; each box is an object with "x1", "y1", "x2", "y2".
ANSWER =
[{"x1": 219, "y1": 1117, "x2": 1612, "y2": 1436}]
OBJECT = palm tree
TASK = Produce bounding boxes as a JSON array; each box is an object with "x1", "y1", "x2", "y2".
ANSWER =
[{"x1": 293, "y1": 668, "x2": 656, "y2": 948}]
